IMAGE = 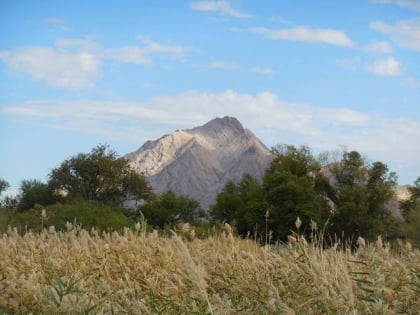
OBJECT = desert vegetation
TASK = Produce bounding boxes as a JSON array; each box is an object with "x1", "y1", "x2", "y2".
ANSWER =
[{"x1": 0, "y1": 220, "x2": 419, "y2": 314}]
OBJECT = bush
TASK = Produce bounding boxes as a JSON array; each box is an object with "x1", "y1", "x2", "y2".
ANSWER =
[{"x1": 1, "y1": 200, "x2": 135, "y2": 233}]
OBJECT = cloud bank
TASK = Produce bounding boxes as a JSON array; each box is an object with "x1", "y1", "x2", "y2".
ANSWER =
[{"x1": 2, "y1": 90, "x2": 419, "y2": 168}]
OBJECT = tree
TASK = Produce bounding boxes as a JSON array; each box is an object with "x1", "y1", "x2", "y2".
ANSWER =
[
  {"x1": 0, "y1": 179, "x2": 9, "y2": 196},
  {"x1": 211, "y1": 174, "x2": 268, "y2": 237},
  {"x1": 17, "y1": 179, "x2": 57, "y2": 212},
  {"x1": 327, "y1": 151, "x2": 397, "y2": 240},
  {"x1": 48, "y1": 144, "x2": 153, "y2": 204},
  {"x1": 399, "y1": 177, "x2": 420, "y2": 248},
  {"x1": 400, "y1": 177, "x2": 420, "y2": 220},
  {"x1": 139, "y1": 191, "x2": 206, "y2": 228},
  {"x1": 263, "y1": 145, "x2": 330, "y2": 240},
  {"x1": 0, "y1": 178, "x2": 10, "y2": 209},
  {"x1": 210, "y1": 180, "x2": 243, "y2": 224}
]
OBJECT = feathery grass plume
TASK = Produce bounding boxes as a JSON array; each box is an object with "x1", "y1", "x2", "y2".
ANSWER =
[
  {"x1": 295, "y1": 217, "x2": 302, "y2": 230},
  {"x1": 357, "y1": 236, "x2": 366, "y2": 249},
  {"x1": 0, "y1": 223, "x2": 419, "y2": 313},
  {"x1": 170, "y1": 231, "x2": 213, "y2": 313}
]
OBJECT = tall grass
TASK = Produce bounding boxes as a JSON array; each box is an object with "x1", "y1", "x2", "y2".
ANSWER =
[{"x1": 0, "y1": 222, "x2": 419, "y2": 314}]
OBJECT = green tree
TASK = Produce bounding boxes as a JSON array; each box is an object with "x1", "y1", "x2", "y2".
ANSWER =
[
  {"x1": 211, "y1": 174, "x2": 268, "y2": 237},
  {"x1": 48, "y1": 144, "x2": 153, "y2": 204},
  {"x1": 139, "y1": 191, "x2": 206, "y2": 228},
  {"x1": 17, "y1": 179, "x2": 57, "y2": 211},
  {"x1": 210, "y1": 180, "x2": 243, "y2": 224},
  {"x1": 400, "y1": 177, "x2": 420, "y2": 220},
  {"x1": 263, "y1": 145, "x2": 330, "y2": 240},
  {"x1": 399, "y1": 177, "x2": 420, "y2": 248},
  {"x1": 327, "y1": 151, "x2": 397, "y2": 240}
]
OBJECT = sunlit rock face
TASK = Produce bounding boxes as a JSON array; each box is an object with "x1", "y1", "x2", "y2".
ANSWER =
[{"x1": 126, "y1": 116, "x2": 273, "y2": 208}]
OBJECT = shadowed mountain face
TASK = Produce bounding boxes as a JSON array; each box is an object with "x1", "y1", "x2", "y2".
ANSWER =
[{"x1": 125, "y1": 117, "x2": 274, "y2": 208}]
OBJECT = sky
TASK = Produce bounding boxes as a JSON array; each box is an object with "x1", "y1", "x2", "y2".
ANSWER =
[{"x1": 1, "y1": 0, "x2": 420, "y2": 195}]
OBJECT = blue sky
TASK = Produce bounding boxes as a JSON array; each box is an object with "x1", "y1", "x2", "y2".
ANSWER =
[{"x1": 1, "y1": 0, "x2": 419, "y2": 195}]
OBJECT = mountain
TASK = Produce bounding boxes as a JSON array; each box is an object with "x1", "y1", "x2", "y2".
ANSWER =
[{"x1": 125, "y1": 116, "x2": 273, "y2": 208}]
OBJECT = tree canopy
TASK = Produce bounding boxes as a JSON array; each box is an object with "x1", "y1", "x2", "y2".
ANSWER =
[
  {"x1": 326, "y1": 151, "x2": 397, "y2": 239},
  {"x1": 211, "y1": 145, "x2": 402, "y2": 243},
  {"x1": 139, "y1": 191, "x2": 206, "y2": 228},
  {"x1": 48, "y1": 144, "x2": 154, "y2": 204},
  {"x1": 263, "y1": 145, "x2": 331, "y2": 240},
  {"x1": 210, "y1": 174, "x2": 268, "y2": 237},
  {"x1": 17, "y1": 179, "x2": 57, "y2": 212}
]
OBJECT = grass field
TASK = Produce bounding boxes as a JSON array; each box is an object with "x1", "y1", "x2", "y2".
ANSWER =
[{"x1": 0, "y1": 222, "x2": 419, "y2": 314}]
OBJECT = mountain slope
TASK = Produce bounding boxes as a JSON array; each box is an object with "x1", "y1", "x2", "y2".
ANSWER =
[{"x1": 125, "y1": 117, "x2": 273, "y2": 208}]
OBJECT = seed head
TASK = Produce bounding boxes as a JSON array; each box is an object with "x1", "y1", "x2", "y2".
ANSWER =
[{"x1": 295, "y1": 217, "x2": 302, "y2": 230}]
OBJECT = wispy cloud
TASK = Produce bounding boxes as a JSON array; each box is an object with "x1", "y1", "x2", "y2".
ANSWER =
[
  {"x1": 366, "y1": 56, "x2": 402, "y2": 76},
  {"x1": 104, "y1": 35, "x2": 193, "y2": 65},
  {"x1": 250, "y1": 26, "x2": 354, "y2": 47},
  {"x1": 3, "y1": 90, "x2": 419, "y2": 169},
  {"x1": 190, "y1": 1, "x2": 252, "y2": 18},
  {"x1": 372, "y1": 0, "x2": 420, "y2": 11},
  {"x1": 43, "y1": 17, "x2": 70, "y2": 31},
  {"x1": 0, "y1": 36, "x2": 192, "y2": 88},
  {"x1": 44, "y1": 17, "x2": 66, "y2": 26},
  {"x1": 0, "y1": 48, "x2": 100, "y2": 89},
  {"x1": 206, "y1": 60, "x2": 241, "y2": 70},
  {"x1": 250, "y1": 67, "x2": 274, "y2": 75},
  {"x1": 371, "y1": 19, "x2": 420, "y2": 51},
  {"x1": 364, "y1": 41, "x2": 393, "y2": 54}
]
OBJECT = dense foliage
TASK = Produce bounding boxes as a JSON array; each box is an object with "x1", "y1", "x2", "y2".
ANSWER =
[
  {"x1": 211, "y1": 145, "x2": 416, "y2": 244},
  {"x1": 48, "y1": 144, "x2": 154, "y2": 204},
  {"x1": 139, "y1": 191, "x2": 206, "y2": 228},
  {"x1": 211, "y1": 174, "x2": 268, "y2": 237}
]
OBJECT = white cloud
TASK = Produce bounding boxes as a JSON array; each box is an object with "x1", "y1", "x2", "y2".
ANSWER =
[
  {"x1": 251, "y1": 26, "x2": 354, "y2": 47},
  {"x1": 190, "y1": 1, "x2": 252, "y2": 18},
  {"x1": 372, "y1": 0, "x2": 420, "y2": 11},
  {"x1": 105, "y1": 46, "x2": 153, "y2": 65},
  {"x1": 250, "y1": 67, "x2": 274, "y2": 75},
  {"x1": 0, "y1": 47, "x2": 100, "y2": 89},
  {"x1": 43, "y1": 17, "x2": 70, "y2": 31},
  {"x1": 364, "y1": 41, "x2": 393, "y2": 54},
  {"x1": 44, "y1": 17, "x2": 66, "y2": 26},
  {"x1": 366, "y1": 56, "x2": 402, "y2": 76},
  {"x1": 0, "y1": 36, "x2": 192, "y2": 88},
  {"x1": 207, "y1": 60, "x2": 241, "y2": 70},
  {"x1": 0, "y1": 91, "x2": 371, "y2": 141},
  {"x1": 104, "y1": 35, "x2": 192, "y2": 65},
  {"x1": 371, "y1": 19, "x2": 420, "y2": 51},
  {"x1": 3, "y1": 90, "x2": 419, "y2": 175}
]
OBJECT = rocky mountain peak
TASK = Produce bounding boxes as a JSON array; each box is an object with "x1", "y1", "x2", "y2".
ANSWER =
[
  {"x1": 194, "y1": 116, "x2": 244, "y2": 133},
  {"x1": 126, "y1": 117, "x2": 273, "y2": 208}
]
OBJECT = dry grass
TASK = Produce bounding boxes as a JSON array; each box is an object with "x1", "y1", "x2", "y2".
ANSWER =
[{"x1": 0, "y1": 222, "x2": 419, "y2": 314}]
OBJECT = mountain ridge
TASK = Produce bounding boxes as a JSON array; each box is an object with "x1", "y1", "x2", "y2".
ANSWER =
[{"x1": 125, "y1": 116, "x2": 273, "y2": 208}]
